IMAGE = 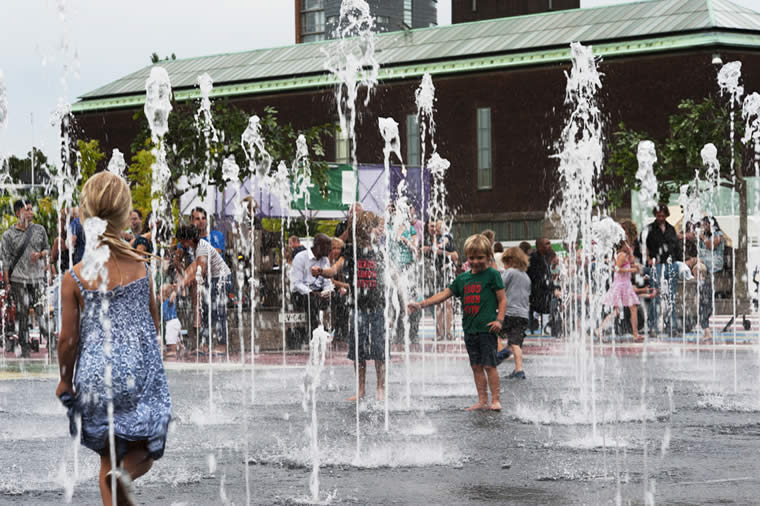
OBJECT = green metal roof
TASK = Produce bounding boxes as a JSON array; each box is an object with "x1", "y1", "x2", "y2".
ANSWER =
[{"x1": 73, "y1": 0, "x2": 760, "y2": 112}]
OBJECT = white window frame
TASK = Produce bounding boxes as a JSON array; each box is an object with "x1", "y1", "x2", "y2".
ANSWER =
[
  {"x1": 477, "y1": 107, "x2": 492, "y2": 190},
  {"x1": 335, "y1": 127, "x2": 350, "y2": 164},
  {"x1": 406, "y1": 114, "x2": 420, "y2": 167}
]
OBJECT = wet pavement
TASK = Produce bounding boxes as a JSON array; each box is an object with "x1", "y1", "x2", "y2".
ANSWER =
[{"x1": 2, "y1": 344, "x2": 760, "y2": 504}]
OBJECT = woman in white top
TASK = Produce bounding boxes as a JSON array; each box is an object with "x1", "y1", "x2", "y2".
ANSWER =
[{"x1": 176, "y1": 225, "x2": 231, "y2": 353}]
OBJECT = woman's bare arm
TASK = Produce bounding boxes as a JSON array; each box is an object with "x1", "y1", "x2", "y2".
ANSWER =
[{"x1": 56, "y1": 272, "x2": 81, "y2": 397}]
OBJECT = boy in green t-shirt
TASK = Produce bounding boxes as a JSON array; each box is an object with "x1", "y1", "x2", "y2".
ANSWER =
[{"x1": 408, "y1": 234, "x2": 506, "y2": 411}]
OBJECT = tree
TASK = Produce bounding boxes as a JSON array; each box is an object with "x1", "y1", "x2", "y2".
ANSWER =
[
  {"x1": 76, "y1": 139, "x2": 105, "y2": 193},
  {"x1": 150, "y1": 52, "x2": 177, "y2": 64},
  {"x1": 605, "y1": 96, "x2": 750, "y2": 309},
  {"x1": 128, "y1": 101, "x2": 334, "y2": 210},
  {"x1": 2, "y1": 147, "x2": 54, "y2": 186}
]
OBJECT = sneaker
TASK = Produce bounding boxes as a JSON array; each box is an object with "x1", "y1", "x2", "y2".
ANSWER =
[
  {"x1": 507, "y1": 370, "x2": 526, "y2": 380},
  {"x1": 495, "y1": 348, "x2": 512, "y2": 365}
]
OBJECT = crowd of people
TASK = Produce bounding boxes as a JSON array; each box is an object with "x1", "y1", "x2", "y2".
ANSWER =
[{"x1": 0, "y1": 170, "x2": 739, "y2": 503}]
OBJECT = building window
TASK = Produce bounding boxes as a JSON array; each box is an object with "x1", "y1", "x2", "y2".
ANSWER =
[
  {"x1": 301, "y1": 10, "x2": 325, "y2": 36},
  {"x1": 301, "y1": 0, "x2": 325, "y2": 40},
  {"x1": 336, "y1": 127, "x2": 350, "y2": 164},
  {"x1": 302, "y1": 0, "x2": 323, "y2": 10},
  {"x1": 477, "y1": 107, "x2": 492, "y2": 189},
  {"x1": 404, "y1": 0, "x2": 413, "y2": 26},
  {"x1": 472, "y1": 0, "x2": 477, "y2": 12},
  {"x1": 406, "y1": 115, "x2": 420, "y2": 166},
  {"x1": 376, "y1": 15, "x2": 391, "y2": 25}
]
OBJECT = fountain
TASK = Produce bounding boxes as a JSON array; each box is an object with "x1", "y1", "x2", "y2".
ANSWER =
[{"x1": 6, "y1": 1, "x2": 760, "y2": 504}]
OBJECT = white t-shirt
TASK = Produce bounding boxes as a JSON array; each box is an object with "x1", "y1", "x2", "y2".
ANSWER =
[{"x1": 197, "y1": 239, "x2": 231, "y2": 278}]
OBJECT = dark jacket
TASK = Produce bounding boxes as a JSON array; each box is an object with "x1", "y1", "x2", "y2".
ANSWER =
[
  {"x1": 644, "y1": 221, "x2": 682, "y2": 264},
  {"x1": 527, "y1": 251, "x2": 553, "y2": 313}
]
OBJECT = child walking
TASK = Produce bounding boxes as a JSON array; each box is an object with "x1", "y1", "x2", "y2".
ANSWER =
[
  {"x1": 57, "y1": 172, "x2": 172, "y2": 506},
  {"x1": 409, "y1": 234, "x2": 506, "y2": 411},
  {"x1": 598, "y1": 220, "x2": 642, "y2": 342},
  {"x1": 498, "y1": 247, "x2": 532, "y2": 379}
]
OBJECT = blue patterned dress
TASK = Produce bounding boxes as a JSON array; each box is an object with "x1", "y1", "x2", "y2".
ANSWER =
[{"x1": 64, "y1": 265, "x2": 172, "y2": 462}]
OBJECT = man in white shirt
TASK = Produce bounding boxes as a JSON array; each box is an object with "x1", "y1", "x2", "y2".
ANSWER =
[{"x1": 289, "y1": 233, "x2": 332, "y2": 345}]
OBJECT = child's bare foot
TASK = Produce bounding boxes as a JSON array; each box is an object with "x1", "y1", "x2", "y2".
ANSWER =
[
  {"x1": 347, "y1": 393, "x2": 365, "y2": 402},
  {"x1": 465, "y1": 402, "x2": 489, "y2": 411},
  {"x1": 633, "y1": 334, "x2": 644, "y2": 343},
  {"x1": 490, "y1": 400, "x2": 502, "y2": 411},
  {"x1": 376, "y1": 389, "x2": 385, "y2": 401}
]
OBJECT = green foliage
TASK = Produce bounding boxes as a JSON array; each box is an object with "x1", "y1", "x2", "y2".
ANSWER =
[
  {"x1": 76, "y1": 139, "x2": 105, "y2": 192},
  {"x1": 126, "y1": 148, "x2": 155, "y2": 218},
  {"x1": 150, "y1": 52, "x2": 176, "y2": 64},
  {"x1": 129, "y1": 101, "x2": 335, "y2": 206},
  {"x1": 605, "y1": 96, "x2": 745, "y2": 209},
  {"x1": 605, "y1": 123, "x2": 651, "y2": 209},
  {"x1": 261, "y1": 218, "x2": 341, "y2": 238},
  {"x1": 1, "y1": 147, "x2": 54, "y2": 185}
]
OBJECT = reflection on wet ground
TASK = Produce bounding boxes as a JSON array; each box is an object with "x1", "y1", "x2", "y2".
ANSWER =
[{"x1": 2, "y1": 347, "x2": 760, "y2": 504}]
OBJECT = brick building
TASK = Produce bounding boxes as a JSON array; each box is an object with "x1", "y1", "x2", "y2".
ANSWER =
[{"x1": 72, "y1": 0, "x2": 760, "y2": 244}]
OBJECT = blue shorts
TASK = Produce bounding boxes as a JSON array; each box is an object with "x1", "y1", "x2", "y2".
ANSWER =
[
  {"x1": 464, "y1": 332, "x2": 498, "y2": 367},
  {"x1": 347, "y1": 309, "x2": 387, "y2": 362}
]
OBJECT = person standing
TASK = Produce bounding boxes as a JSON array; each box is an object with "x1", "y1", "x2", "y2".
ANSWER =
[
  {"x1": 191, "y1": 207, "x2": 225, "y2": 256},
  {"x1": 175, "y1": 225, "x2": 232, "y2": 354},
  {"x1": 498, "y1": 247, "x2": 532, "y2": 379},
  {"x1": 527, "y1": 238, "x2": 554, "y2": 335},
  {"x1": 56, "y1": 172, "x2": 171, "y2": 505},
  {"x1": 289, "y1": 233, "x2": 333, "y2": 345},
  {"x1": 1, "y1": 199, "x2": 49, "y2": 357},
  {"x1": 288, "y1": 235, "x2": 306, "y2": 259},
  {"x1": 315, "y1": 212, "x2": 387, "y2": 400},
  {"x1": 643, "y1": 204, "x2": 681, "y2": 336},
  {"x1": 409, "y1": 234, "x2": 506, "y2": 411}
]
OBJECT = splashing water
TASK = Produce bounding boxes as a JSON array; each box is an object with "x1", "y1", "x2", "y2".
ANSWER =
[
  {"x1": 144, "y1": 66, "x2": 173, "y2": 266},
  {"x1": 552, "y1": 42, "x2": 604, "y2": 444},
  {"x1": 106, "y1": 149, "x2": 126, "y2": 177},
  {"x1": 591, "y1": 216, "x2": 625, "y2": 254},
  {"x1": 701, "y1": 143, "x2": 720, "y2": 190},
  {"x1": 718, "y1": 61, "x2": 744, "y2": 104},
  {"x1": 324, "y1": 0, "x2": 378, "y2": 148},
  {"x1": 241, "y1": 115, "x2": 273, "y2": 180},
  {"x1": 292, "y1": 134, "x2": 313, "y2": 210},
  {"x1": 326, "y1": 0, "x2": 379, "y2": 460},
  {"x1": 145, "y1": 67, "x2": 172, "y2": 139},
  {"x1": 302, "y1": 325, "x2": 330, "y2": 502},
  {"x1": 718, "y1": 61, "x2": 744, "y2": 394},
  {"x1": 80, "y1": 218, "x2": 110, "y2": 284},
  {"x1": 636, "y1": 141, "x2": 659, "y2": 211}
]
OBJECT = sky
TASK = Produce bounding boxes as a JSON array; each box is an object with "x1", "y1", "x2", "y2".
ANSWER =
[{"x1": 0, "y1": 0, "x2": 758, "y2": 161}]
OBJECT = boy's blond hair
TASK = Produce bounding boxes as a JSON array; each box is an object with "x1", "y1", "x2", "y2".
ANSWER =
[
  {"x1": 463, "y1": 234, "x2": 493, "y2": 259},
  {"x1": 80, "y1": 172, "x2": 149, "y2": 262},
  {"x1": 481, "y1": 229, "x2": 495, "y2": 245},
  {"x1": 501, "y1": 246, "x2": 529, "y2": 272}
]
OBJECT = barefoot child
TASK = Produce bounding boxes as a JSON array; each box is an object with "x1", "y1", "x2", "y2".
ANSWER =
[
  {"x1": 499, "y1": 247, "x2": 531, "y2": 379},
  {"x1": 408, "y1": 234, "x2": 506, "y2": 411},
  {"x1": 598, "y1": 220, "x2": 642, "y2": 342},
  {"x1": 57, "y1": 172, "x2": 171, "y2": 506},
  {"x1": 314, "y1": 211, "x2": 387, "y2": 400}
]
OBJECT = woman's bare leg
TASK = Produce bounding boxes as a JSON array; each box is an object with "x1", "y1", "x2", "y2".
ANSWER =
[
  {"x1": 630, "y1": 305, "x2": 641, "y2": 341},
  {"x1": 98, "y1": 455, "x2": 114, "y2": 506}
]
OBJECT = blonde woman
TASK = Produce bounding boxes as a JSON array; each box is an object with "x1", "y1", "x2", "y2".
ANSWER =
[{"x1": 57, "y1": 172, "x2": 171, "y2": 506}]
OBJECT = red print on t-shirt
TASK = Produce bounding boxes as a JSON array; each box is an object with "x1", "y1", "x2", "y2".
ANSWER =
[
  {"x1": 357, "y1": 259, "x2": 377, "y2": 289},
  {"x1": 463, "y1": 282, "x2": 481, "y2": 315}
]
